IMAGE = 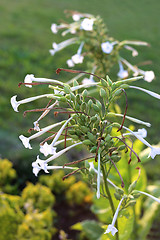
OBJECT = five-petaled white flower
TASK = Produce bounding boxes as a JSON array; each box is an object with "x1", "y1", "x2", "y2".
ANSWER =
[
  {"x1": 32, "y1": 156, "x2": 49, "y2": 176},
  {"x1": 40, "y1": 142, "x2": 57, "y2": 157},
  {"x1": 101, "y1": 41, "x2": 114, "y2": 54},
  {"x1": 123, "y1": 126, "x2": 160, "y2": 159},
  {"x1": 80, "y1": 18, "x2": 94, "y2": 31}
]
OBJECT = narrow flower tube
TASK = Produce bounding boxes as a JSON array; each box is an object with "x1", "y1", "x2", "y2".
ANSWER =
[
  {"x1": 71, "y1": 82, "x2": 99, "y2": 91},
  {"x1": 104, "y1": 196, "x2": 125, "y2": 236},
  {"x1": 124, "y1": 45, "x2": 138, "y2": 57},
  {"x1": 136, "y1": 190, "x2": 160, "y2": 204},
  {"x1": 123, "y1": 126, "x2": 160, "y2": 159},
  {"x1": 24, "y1": 74, "x2": 64, "y2": 88},
  {"x1": 120, "y1": 40, "x2": 149, "y2": 46},
  {"x1": 88, "y1": 162, "x2": 117, "y2": 188},
  {"x1": 97, "y1": 151, "x2": 101, "y2": 199},
  {"x1": 34, "y1": 100, "x2": 59, "y2": 131},
  {"x1": 129, "y1": 86, "x2": 160, "y2": 99},
  {"x1": 49, "y1": 38, "x2": 77, "y2": 56},
  {"x1": 50, "y1": 117, "x2": 73, "y2": 147},
  {"x1": 19, "y1": 121, "x2": 65, "y2": 149},
  {"x1": 11, "y1": 94, "x2": 54, "y2": 112},
  {"x1": 71, "y1": 42, "x2": 84, "y2": 64},
  {"x1": 108, "y1": 112, "x2": 151, "y2": 127},
  {"x1": 117, "y1": 61, "x2": 128, "y2": 79},
  {"x1": 43, "y1": 142, "x2": 82, "y2": 163}
]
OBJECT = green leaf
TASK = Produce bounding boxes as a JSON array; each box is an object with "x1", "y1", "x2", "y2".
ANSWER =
[{"x1": 81, "y1": 220, "x2": 104, "y2": 240}]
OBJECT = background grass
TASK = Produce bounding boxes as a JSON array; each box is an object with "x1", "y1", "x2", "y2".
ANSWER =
[{"x1": 0, "y1": 0, "x2": 160, "y2": 180}]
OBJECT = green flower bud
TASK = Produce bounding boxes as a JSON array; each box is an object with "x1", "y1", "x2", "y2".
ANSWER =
[
  {"x1": 63, "y1": 84, "x2": 71, "y2": 94},
  {"x1": 106, "y1": 75, "x2": 112, "y2": 86},
  {"x1": 119, "y1": 84, "x2": 129, "y2": 89},
  {"x1": 90, "y1": 146, "x2": 98, "y2": 153},
  {"x1": 81, "y1": 102, "x2": 87, "y2": 112},
  {"x1": 59, "y1": 97, "x2": 67, "y2": 102},
  {"x1": 114, "y1": 192, "x2": 122, "y2": 200},
  {"x1": 87, "y1": 132, "x2": 96, "y2": 143},
  {"x1": 105, "y1": 134, "x2": 111, "y2": 142},
  {"x1": 90, "y1": 116, "x2": 97, "y2": 123},
  {"x1": 127, "y1": 200, "x2": 136, "y2": 207},
  {"x1": 113, "y1": 89, "x2": 122, "y2": 97},
  {"x1": 76, "y1": 94, "x2": 82, "y2": 105},
  {"x1": 82, "y1": 89, "x2": 88, "y2": 99},
  {"x1": 73, "y1": 79, "x2": 79, "y2": 87},
  {"x1": 116, "y1": 187, "x2": 124, "y2": 195},
  {"x1": 100, "y1": 88, "x2": 107, "y2": 98},
  {"x1": 128, "y1": 181, "x2": 137, "y2": 194},
  {"x1": 93, "y1": 104, "x2": 101, "y2": 112},
  {"x1": 70, "y1": 92, "x2": 76, "y2": 101},
  {"x1": 107, "y1": 126, "x2": 112, "y2": 134},
  {"x1": 96, "y1": 100, "x2": 102, "y2": 110},
  {"x1": 118, "y1": 145, "x2": 126, "y2": 151},
  {"x1": 83, "y1": 139, "x2": 93, "y2": 146},
  {"x1": 101, "y1": 78, "x2": 108, "y2": 88},
  {"x1": 132, "y1": 190, "x2": 141, "y2": 199},
  {"x1": 88, "y1": 99, "x2": 93, "y2": 110},
  {"x1": 80, "y1": 126, "x2": 89, "y2": 133},
  {"x1": 111, "y1": 155, "x2": 121, "y2": 162}
]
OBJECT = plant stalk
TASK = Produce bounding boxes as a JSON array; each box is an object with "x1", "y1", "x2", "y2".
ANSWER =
[{"x1": 101, "y1": 164, "x2": 119, "y2": 240}]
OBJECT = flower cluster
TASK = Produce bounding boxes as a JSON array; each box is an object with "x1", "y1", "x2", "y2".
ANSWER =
[
  {"x1": 49, "y1": 10, "x2": 155, "y2": 81},
  {"x1": 11, "y1": 68, "x2": 160, "y2": 237}
]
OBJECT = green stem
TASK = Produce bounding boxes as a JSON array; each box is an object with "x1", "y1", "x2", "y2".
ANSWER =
[{"x1": 101, "y1": 165, "x2": 119, "y2": 240}]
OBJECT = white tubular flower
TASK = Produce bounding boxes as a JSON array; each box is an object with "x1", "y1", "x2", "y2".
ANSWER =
[
  {"x1": 120, "y1": 40, "x2": 149, "y2": 46},
  {"x1": 44, "y1": 142, "x2": 82, "y2": 163},
  {"x1": 33, "y1": 100, "x2": 59, "y2": 131},
  {"x1": 51, "y1": 23, "x2": 58, "y2": 34},
  {"x1": 101, "y1": 41, "x2": 117, "y2": 54},
  {"x1": 143, "y1": 71, "x2": 155, "y2": 82},
  {"x1": 49, "y1": 38, "x2": 77, "y2": 56},
  {"x1": 40, "y1": 138, "x2": 74, "y2": 157},
  {"x1": 72, "y1": 14, "x2": 81, "y2": 21},
  {"x1": 123, "y1": 126, "x2": 160, "y2": 159},
  {"x1": 51, "y1": 23, "x2": 66, "y2": 34},
  {"x1": 32, "y1": 156, "x2": 49, "y2": 176},
  {"x1": 124, "y1": 45, "x2": 138, "y2": 57},
  {"x1": 51, "y1": 117, "x2": 73, "y2": 147},
  {"x1": 123, "y1": 128, "x2": 147, "y2": 138},
  {"x1": 24, "y1": 74, "x2": 64, "y2": 88},
  {"x1": 32, "y1": 156, "x2": 77, "y2": 176},
  {"x1": 97, "y1": 151, "x2": 101, "y2": 199},
  {"x1": 11, "y1": 94, "x2": 54, "y2": 112},
  {"x1": 24, "y1": 74, "x2": 35, "y2": 88},
  {"x1": 129, "y1": 86, "x2": 160, "y2": 99},
  {"x1": 104, "y1": 196, "x2": 125, "y2": 236},
  {"x1": 120, "y1": 57, "x2": 139, "y2": 76},
  {"x1": 117, "y1": 61, "x2": 129, "y2": 79},
  {"x1": 66, "y1": 59, "x2": 75, "y2": 68},
  {"x1": 80, "y1": 18, "x2": 94, "y2": 31},
  {"x1": 71, "y1": 42, "x2": 84, "y2": 64},
  {"x1": 136, "y1": 190, "x2": 160, "y2": 204},
  {"x1": 19, "y1": 121, "x2": 65, "y2": 149},
  {"x1": 110, "y1": 113, "x2": 151, "y2": 127},
  {"x1": 72, "y1": 54, "x2": 84, "y2": 64},
  {"x1": 88, "y1": 162, "x2": 117, "y2": 188},
  {"x1": 40, "y1": 142, "x2": 57, "y2": 157}
]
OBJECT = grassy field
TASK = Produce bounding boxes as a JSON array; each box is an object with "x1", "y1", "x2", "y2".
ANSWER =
[{"x1": 0, "y1": 0, "x2": 160, "y2": 172}]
